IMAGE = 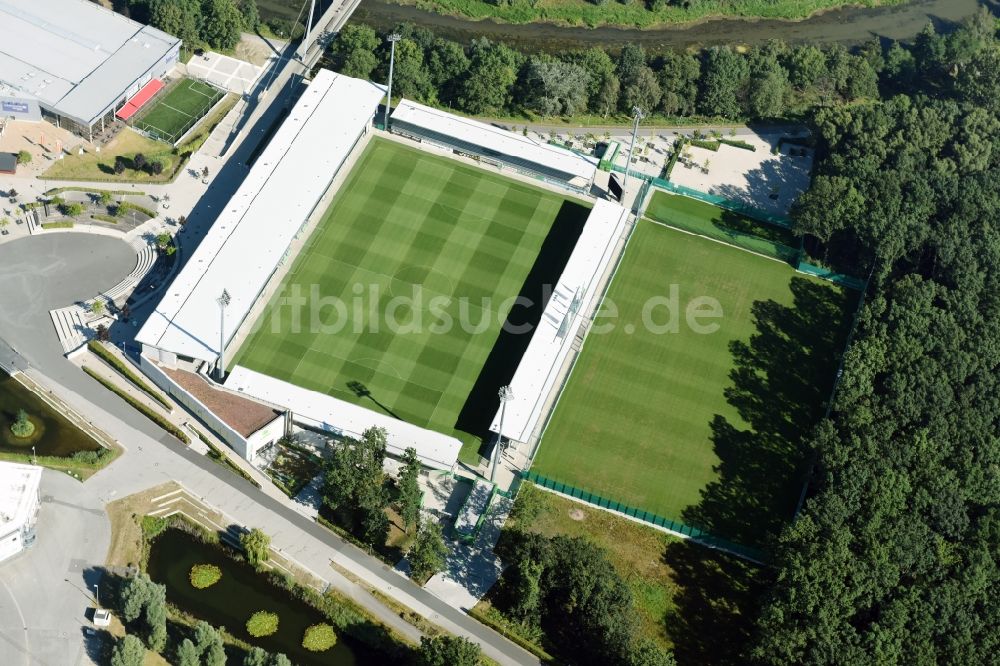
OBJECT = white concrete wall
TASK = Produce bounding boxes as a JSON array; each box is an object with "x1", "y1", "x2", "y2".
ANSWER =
[
  {"x1": 140, "y1": 354, "x2": 251, "y2": 459},
  {"x1": 0, "y1": 528, "x2": 22, "y2": 562}
]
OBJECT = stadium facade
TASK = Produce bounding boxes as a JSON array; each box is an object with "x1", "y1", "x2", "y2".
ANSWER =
[
  {"x1": 136, "y1": 69, "x2": 625, "y2": 472},
  {"x1": 0, "y1": 0, "x2": 180, "y2": 141}
]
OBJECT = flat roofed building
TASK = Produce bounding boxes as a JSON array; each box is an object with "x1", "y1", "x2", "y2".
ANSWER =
[
  {"x1": 136, "y1": 70, "x2": 386, "y2": 366},
  {"x1": 390, "y1": 98, "x2": 598, "y2": 190},
  {"x1": 0, "y1": 461, "x2": 42, "y2": 564},
  {"x1": 0, "y1": 0, "x2": 180, "y2": 140}
]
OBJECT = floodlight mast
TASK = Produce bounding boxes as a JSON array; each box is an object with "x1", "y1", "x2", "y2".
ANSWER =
[
  {"x1": 217, "y1": 289, "x2": 231, "y2": 382},
  {"x1": 383, "y1": 34, "x2": 402, "y2": 131},
  {"x1": 491, "y1": 386, "x2": 514, "y2": 484},
  {"x1": 622, "y1": 106, "x2": 645, "y2": 192}
]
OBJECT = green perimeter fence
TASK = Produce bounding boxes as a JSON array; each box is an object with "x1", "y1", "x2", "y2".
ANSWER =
[
  {"x1": 521, "y1": 470, "x2": 766, "y2": 563},
  {"x1": 613, "y1": 164, "x2": 866, "y2": 290}
]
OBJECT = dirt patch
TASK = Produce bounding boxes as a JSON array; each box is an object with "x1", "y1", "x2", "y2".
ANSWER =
[
  {"x1": 568, "y1": 508, "x2": 586, "y2": 521},
  {"x1": 104, "y1": 481, "x2": 181, "y2": 568}
]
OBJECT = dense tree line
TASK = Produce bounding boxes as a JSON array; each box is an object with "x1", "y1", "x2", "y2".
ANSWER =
[
  {"x1": 329, "y1": 22, "x2": 882, "y2": 120},
  {"x1": 754, "y1": 10, "x2": 1000, "y2": 664},
  {"x1": 495, "y1": 529, "x2": 675, "y2": 665},
  {"x1": 115, "y1": 0, "x2": 259, "y2": 52}
]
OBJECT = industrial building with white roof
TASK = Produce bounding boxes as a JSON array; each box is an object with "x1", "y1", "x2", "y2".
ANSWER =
[{"x1": 0, "y1": 0, "x2": 180, "y2": 140}]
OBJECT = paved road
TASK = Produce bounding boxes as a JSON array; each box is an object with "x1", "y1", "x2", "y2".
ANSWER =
[
  {"x1": 0, "y1": 470, "x2": 109, "y2": 666},
  {"x1": 0, "y1": 245, "x2": 538, "y2": 662}
]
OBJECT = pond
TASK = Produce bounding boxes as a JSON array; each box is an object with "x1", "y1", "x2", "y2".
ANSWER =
[
  {"x1": 0, "y1": 371, "x2": 102, "y2": 457},
  {"x1": 146, "y1": 529, "x2": 375, "y2": 666},
  {"x1": 264, "y1": 0, "x2": 990, "y2": 54}
]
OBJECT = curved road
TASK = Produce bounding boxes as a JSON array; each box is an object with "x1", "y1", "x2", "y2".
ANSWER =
[{"x1": 0, "y1": 232, "x2": 537, "y2": 665}]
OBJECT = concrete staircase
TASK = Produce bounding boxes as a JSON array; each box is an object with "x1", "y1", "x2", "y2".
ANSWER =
[
  {"x1": 49, "y1": 306, "x2": 88, "y2": 354},
  {"x1": 103, "y1": 237, "x2": 157, "y2": 305}
]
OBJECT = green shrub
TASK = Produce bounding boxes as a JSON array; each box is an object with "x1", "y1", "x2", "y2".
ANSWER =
[
  {"x1": 70, "y1": 449, "x2": 111, "y2": 465},
  {"x1": 141, "y1": 515, "x2": 169, "y2": 538},
  {"x1": 688, "y1": 138, "x2": 721, "y2": 151},
  {"x1": 82, "y1": 366, "x2": 189, "y2": 443},
  {"x1": 188, "y1": 564, "x2": 222, "y2": 589},
  {"x1": 302, "y1": 623, "x2": 337, "y2": 652},
  {"x1": 718, "y1": 137, "x2": 756, "y2": 151},
  {"x1": 16, "y1": 150, "x2": 31, "y2": 164},
  {"x1": 246, "y1": 610, "x2": 279, "y2": 637},
  {"x1": 10, "y1": 409, "x2": 35, "y2": 438}
]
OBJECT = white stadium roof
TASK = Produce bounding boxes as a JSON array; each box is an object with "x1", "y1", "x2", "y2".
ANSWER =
[
  {"x1": 491, "y1": 199, "x2": 630, "y2": 443},
  {"x1": 137, "y1": 70, "x2": 385, "y2": 363},
  {"x1": 0, "y1": 0, "x2": 179, "y2": 125},
  {"x1": 391, "y1": 98, "x2": 598, "y2": 183},
  {"x1": 0, "y1": 461, "x2": 42, "y2": 537},
  {"x1": 225, "y1": 366, "x2": 462, "y2": 470}
]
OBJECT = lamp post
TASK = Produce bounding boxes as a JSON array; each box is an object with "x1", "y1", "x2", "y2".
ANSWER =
[
  {"x1": 622, "y1": 105, "x2": 645, "y2": 191},
  {"x1": 217, "y1": 289, "x2": 231, "y2": 382},
  {"x1": 383, "y1": 33, "x2": 401, "y2": 131},
  {"x1": 491, "y1": 385, "x2": 514, "y2": 484},
  {"x1": 301, "y1": 0, "x2": 317, "y2": 60}
]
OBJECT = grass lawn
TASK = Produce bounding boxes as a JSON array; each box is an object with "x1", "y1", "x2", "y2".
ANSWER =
[
  {"x1": 533, "y1": 218, "x2": 852, "y2": 546},
  {"x1": 42, "y1": 93, "x2": 236, "y2": 183},
  {"x1": 476, "y1": 482, "x2": 766, "y2": 664},
  {"x1": 234, "y1": 137, "x2": 590, "y2": 462},
  {"x1": 134, "y1": 78, "x2": 224, "y2": 143},
  {"x1": 43, "y1": 129, "x2": 175, "y2": 182},
  {"x1": 645, "y1": 190, "x2": 801, "y2": 263}
]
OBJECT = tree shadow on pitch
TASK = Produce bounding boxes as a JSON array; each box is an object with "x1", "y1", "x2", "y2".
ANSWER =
[
  {"x1": 454, "y1": 200, "x2": 590, "y2": 455},
  {"x1": 681, "y1": 277, "x2": 853, "y2": 548}
]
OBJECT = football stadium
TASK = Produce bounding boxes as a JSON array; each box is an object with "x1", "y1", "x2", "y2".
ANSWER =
[{"x1": 137, "y1": 69, "x2": 627, "y2": 472}]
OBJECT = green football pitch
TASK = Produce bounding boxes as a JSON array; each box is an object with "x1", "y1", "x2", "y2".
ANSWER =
[
  {"x1": 135, "y1": 78, "x2": 223, "y2": 143},
  {"x1": 235, "y1": 138, "x2": 591, "y2": 460},
  {"x1": 533, "y1": 217, "x2": 852, "y2": 545}
]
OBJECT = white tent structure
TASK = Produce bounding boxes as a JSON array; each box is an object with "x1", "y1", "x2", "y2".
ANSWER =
[{"x1": 0, "y1": 461, "x2": 42, "y2": 563}]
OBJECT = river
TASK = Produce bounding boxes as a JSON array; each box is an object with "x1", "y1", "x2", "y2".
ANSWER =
[{"x1": 261, "y1": 0, "x2": 992, "y2": 53}]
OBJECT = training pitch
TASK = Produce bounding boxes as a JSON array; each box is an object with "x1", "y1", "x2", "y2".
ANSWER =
[
  {"x1": 533, "y1": 217, "x2": 851, "y2": 545},
  {"x1": 134, "y1": 78, "x2": 223, "y2": 143},
  {"x1": 235, "y1": 138, "x2": 590, "y2": 458}
]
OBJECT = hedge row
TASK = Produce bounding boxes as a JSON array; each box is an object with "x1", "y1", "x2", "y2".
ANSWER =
[
  {"x1": 194, "y1": 428, "x2": 262, "y2": 489},
  {"x1": 44, "y1": 186, "x2": 146, "y2": 196},
  {"x1": 41, "y1": 221, "x2": 74, "y2": 229},
  {"x1": 82, "y1": 365, "x2": 190, "y2": 444},
  {"x1": 718, "y1": 137, "x2": 756, "y2": 151},
  {"x1": 688, "y1": 139, "x2": 721, "y2": 151},
  {"x1": 88, "y1": 341, "x2": 171, "y2": 410}
]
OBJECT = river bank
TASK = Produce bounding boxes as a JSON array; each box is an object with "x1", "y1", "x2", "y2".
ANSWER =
[{"x1": 351, "y1": 0, "x2": 989, "y2": 52}]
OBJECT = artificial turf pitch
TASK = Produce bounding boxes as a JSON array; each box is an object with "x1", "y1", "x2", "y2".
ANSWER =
[
  {"x1": 533, "y1": 217, "x2": 850, "y2": 543},
  {"x1": 235, "y1": 138, "x2": 590, "y2": 457},
  {"x1": 135, "y1": 78, "x2": 223, "y2": 142}
]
